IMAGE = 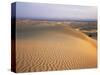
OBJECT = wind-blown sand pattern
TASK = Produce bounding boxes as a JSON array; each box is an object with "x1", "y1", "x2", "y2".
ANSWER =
[{"x1": 16, "y1": 22, "x2": 97, "y2": 72}]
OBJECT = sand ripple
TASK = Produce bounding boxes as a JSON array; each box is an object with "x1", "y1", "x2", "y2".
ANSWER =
[{"x1": 16, "y1": 26, "x2": 97, "y2": 72}]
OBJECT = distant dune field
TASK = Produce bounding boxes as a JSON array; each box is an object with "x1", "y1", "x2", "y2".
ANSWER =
[{"x1": 16, "y1": 20, "x2": 97, "y2": 72}]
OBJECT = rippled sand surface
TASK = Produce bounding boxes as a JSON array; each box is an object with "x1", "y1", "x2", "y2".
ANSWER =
[{"x1": 16, "y1": 25, "x2": 97, "y2": 72}]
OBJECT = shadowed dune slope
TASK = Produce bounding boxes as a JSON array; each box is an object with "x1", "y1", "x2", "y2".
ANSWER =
[{"x1": 16, "y1": 25, "x2": 97, "y2": 72}]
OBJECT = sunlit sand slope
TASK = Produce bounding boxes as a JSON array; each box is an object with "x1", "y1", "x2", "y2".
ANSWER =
[{"x1": 16, "y1": 25, "x2": 97, "y2": 72}]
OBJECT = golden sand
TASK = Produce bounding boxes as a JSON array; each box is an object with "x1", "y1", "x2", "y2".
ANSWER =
[{"x1": 16, "y1": 25, "x2": 97, "y2": 72}]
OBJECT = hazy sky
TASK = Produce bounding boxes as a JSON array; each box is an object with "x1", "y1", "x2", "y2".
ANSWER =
[{"x1": 16, "y1": 2, "x2": 97, "y2": 21}]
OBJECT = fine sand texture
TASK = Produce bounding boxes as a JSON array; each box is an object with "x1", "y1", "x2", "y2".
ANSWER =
[{"x1": 16, "y1": 24, "x2": 97, "y2": 72}]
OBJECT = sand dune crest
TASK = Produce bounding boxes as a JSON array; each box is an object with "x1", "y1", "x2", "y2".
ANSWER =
[{"x1": 16, "y1": 25, "x2": 97, "y2": 72}]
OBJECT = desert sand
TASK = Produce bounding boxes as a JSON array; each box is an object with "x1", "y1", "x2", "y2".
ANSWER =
[{"x1": 16, "y1": 24, "x2": 97, "y2": 72}]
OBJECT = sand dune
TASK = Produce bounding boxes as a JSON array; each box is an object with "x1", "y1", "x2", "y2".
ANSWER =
[{"x1": 16, "y1": 25, "x2": 97, "y2": 72}]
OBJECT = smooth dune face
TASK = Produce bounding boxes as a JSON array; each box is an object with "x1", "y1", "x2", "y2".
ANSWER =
[{"x1": 16, "y1": 24, "x2": 97, "y2": 72}]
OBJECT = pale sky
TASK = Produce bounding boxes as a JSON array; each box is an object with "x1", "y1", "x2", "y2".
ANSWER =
[{"x1": 15, "y1": 2, "x2": 97, "y2": 21}]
